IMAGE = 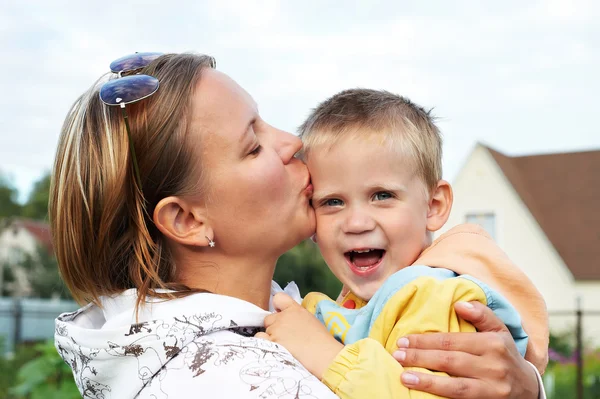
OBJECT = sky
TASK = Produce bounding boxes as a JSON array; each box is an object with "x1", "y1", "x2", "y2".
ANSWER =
[{"x1": 0, "y1": 0, "x2": 598, "y2": 202}]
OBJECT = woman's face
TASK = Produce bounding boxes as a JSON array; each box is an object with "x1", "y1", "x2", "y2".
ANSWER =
[{"x1": 188, "y1": 69, "x2": 315, "y2": 260}]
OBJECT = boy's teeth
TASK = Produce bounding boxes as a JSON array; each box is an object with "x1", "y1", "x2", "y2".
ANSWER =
[{"x1": 347, "y1": 249, "x2": 385, "y2": 269}]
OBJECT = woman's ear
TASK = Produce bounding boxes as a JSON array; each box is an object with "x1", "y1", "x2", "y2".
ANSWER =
[
  {"x1": 153, "y1": 196, "x2": 214, "y2": 247},
  {"x1": 426, "y1": 180, "x2": 453, "y2": 232}
]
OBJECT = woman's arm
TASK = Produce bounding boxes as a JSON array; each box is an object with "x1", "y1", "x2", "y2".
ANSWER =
[{"x1": 395, "y1": 301, "x2": 545, "y2": 399}]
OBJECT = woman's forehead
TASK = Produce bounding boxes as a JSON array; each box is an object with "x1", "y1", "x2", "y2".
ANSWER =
[
  {"x1": 191, "y1": 70, "x2": 257, "y2": 138},
  {"x1": 194, "y1": 69, "x2": 256, "y2": 114}
]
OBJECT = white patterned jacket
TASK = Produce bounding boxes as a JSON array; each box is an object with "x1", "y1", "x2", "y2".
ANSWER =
[{"x1": 55, "y1": 284, "x2": 337, "y2": 399}]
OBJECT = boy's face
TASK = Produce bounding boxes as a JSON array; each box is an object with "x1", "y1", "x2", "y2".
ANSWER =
[{"x1": 308, "y1": 137, "x2": 431, "y2": 301}]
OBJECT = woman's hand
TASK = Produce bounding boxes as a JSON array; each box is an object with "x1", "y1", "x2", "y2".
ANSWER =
[
  {"x1": 255, "y1": 293, "x2": 344, "y2": 379},
  {"x1": 393, "y1": 301, "x2": 540, "y2": 399}
]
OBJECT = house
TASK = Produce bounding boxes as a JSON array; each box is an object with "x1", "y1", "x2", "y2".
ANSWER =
[
  {"x1": 0, "y1": 218, "x2": 53, "y2": 296},
  {"x1": 440, "y1": 143, "x2": 600, "y2": 346},
  {"x1": 0, "y1": 218, "x2": 76, "y2": 356}
]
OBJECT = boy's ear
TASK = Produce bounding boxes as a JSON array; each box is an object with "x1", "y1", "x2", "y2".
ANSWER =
[
  {"x1": 153, "y1": 196, "x2": 214, "y2": 247},
  {"x1": 426, "y1": 180, "x2": 453, "y2": 232}
]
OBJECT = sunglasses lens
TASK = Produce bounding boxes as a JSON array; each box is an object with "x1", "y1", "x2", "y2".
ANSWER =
[
  {"x1": 109, "y1": 52, "x2": 164, "y2": 73},
  {"x1": 99, "y1": 75, "x2": 159, "y2": 106}
]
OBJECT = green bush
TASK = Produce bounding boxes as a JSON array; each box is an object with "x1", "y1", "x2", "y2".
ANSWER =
[
  {"x1": 0, "y1": 340, "x2": 39, "y2": 399},
  {"x1": 275, "y1": 239, "x2": 342, "y2": 299},
  {"x1": 543, "y1": 351, "x2": 600, "y2": 399},
  {"x1": 4, "y1": 340, "x2": 79, "y2": 399}
]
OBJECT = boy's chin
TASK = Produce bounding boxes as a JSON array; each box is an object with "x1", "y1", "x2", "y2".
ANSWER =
[{"x1": 348, "y1": 284, "x2": 377, "y2": 302}]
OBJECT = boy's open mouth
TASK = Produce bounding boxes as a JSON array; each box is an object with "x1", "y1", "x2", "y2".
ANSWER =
[{"x1": 344, "y1": 248, "x2": 385, "y2": 276}]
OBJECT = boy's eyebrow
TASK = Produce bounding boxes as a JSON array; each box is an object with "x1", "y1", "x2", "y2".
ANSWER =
[
  {"x1": 367, "y1": 183, "x2": 409, "y2": 193},
  {"x1": 311, "y1": 183, "x2": 409, "y2": 203},
  {"x1": 311, "y1": 190, "x2": 339, "y2": 203}
]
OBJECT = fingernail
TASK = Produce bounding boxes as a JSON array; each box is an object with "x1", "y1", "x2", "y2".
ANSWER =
[
  {"x1": 393, "y1": 350, "x2": 406, "y2": 361},
  {"x1": 457, "y1": 301, "x2": 474, "y2": 309},
  {"x1": 402, "y1": 372, "x2": 420, "y2": 385},
  {"x1": 397, "y1": 337, "x2": 410, "y2": 348}
]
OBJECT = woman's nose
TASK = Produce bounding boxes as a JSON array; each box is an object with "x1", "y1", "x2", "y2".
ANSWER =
[{"x1": 275, "y1": 129, "x2": 303, "y2": 164}]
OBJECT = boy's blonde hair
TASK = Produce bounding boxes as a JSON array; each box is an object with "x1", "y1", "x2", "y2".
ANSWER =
[{"x1": 299, "y1": 89, "x2": 442, "y2": 193}]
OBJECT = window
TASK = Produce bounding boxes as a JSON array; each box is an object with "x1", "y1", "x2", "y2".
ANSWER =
[{"x1": 466, "y1": 213, "x2": 496, "y2": 241}]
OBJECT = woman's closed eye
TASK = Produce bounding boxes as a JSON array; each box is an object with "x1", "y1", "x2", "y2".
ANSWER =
[{"x1": 249, "y1": 144, "x2": 262, "y2": 156}]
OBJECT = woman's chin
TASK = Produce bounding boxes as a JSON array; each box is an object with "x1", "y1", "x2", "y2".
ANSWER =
[
  {"x1": 280, "y1": 206, "x2": 316, "y2": 251},
  {"x1": 300, "y1": 204, "x2": 316, "y2": 235},
  {"x1": 295, "y1": 213, "x2": 317, "y2": 246}
]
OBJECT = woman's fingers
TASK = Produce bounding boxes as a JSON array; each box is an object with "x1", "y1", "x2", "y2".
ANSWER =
[
  {"x1": 398, "y1": 302, "x2": 536, "y2": 399},
  {"x1": 399, "y1": 332, "x2": 485, "y2": 355},
  {"x1": 400, "y1": 372, "x2": 493, "y2": 399},
  {"x1": 454, "y1": 301, "x2": 510, "y2": 333},
  {"x1": 399, "y1": 330, "x2": 511, "y2": 357},
  {"x1": 393, "y1": 349, "x2": 487, "y2": 378}
]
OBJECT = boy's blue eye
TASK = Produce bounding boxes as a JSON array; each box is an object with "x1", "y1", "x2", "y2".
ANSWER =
[
  {"x1": 373, "y1": 192, "x2": 393, "y2": 201},
  {"x1": 325, "y1": 198, "x2": 344, "y2": 207}
]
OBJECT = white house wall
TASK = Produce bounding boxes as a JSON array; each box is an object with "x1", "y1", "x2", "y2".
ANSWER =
[
  {"x1": 0, "y1": 226, "x2": 39, "y2": 296},
  {"x1": 440, "y1": 145, "x2": 600, "y2": 345},
  {"x1": 0, "y1": 227, "x2": 38, "y2": 263},
  {"x1": 573, "y1": 282, "x2": 600, "y2": 348}
]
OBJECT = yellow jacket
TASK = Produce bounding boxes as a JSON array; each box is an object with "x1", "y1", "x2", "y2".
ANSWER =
[{"x1": 302, "y1": 224, "x2": 548, "y2": 399}]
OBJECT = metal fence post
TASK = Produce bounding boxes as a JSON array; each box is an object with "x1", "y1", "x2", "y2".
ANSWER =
[
  {"x1": 576, "y1": 297, "x2": 583, "y2": 399},
  {"x1": 13, "y1": 296, "x2": 22, "y2": 351}
]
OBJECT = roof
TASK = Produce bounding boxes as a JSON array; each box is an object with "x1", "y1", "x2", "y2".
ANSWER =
[{"x1": 485, "y1": 145, "x2": 600, "y2": 280}]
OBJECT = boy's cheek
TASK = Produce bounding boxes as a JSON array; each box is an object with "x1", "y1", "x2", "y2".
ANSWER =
[
  {"x1": 315, "y1": 216, "x2": 336, "y2": 244},
  {"x1": 312, "y1": 227, "x2": 336, "y2": 262},
  {"x1": 314, "y1": 212, "x2": 331, "y2": 239},
  {"x1": 314, "y1": 212, "x2": 325, "y2": 230},
  {"x1": 314, "y1": 214, "x2": 344, "y2": 266}
]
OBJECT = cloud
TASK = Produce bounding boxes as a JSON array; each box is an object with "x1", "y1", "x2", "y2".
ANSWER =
[{"x1": 0, "y1": 0, "x2": 599, "y2": 200}]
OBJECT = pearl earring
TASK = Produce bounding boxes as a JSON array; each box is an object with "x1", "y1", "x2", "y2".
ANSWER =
[{"x1": 206, "y1": 236, "x2": 215, "y2": 248}]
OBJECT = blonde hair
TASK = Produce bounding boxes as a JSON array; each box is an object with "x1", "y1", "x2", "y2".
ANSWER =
[
  {"x1": 49, "y1": 53, "x2": 216, "y2": 309},
  {"x1": 299, "y1": 89, "x2": 442, "y2": 193}
]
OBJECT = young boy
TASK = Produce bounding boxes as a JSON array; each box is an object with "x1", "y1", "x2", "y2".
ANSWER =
[{"x1": 290, "y1": 89, "x2": 548, "y2": 397}]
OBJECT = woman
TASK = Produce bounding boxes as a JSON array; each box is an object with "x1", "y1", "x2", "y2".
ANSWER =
[{"x1": 52, "y1": 52, "x2": 544, "y2": 398}]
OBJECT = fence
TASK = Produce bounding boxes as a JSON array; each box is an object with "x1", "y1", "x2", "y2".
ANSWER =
[
  {"x1": 0, "y1": 296, "x2": 78, "y2": 356},
  {"x1": 546, "y1": 300, "x2": 600, "y2": 399},
  {"x1": 1, "y1": 295, "x2": 599, "y2": 397}
]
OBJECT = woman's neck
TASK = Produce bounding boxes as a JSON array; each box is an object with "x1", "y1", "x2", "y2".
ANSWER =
[{"x1": 175, "y1": 251, "x2": 277, "y2": 310}]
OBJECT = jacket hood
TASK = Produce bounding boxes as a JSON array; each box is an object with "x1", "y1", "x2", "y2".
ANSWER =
[{"x1": 55, "y1": 282, "x2": 300, "y2": 398}]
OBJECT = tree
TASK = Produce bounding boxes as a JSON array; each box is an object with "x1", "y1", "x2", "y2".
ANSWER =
[
  {"x1": 21, "y1": 173, "x2": 51, "y2": 221},
  {"x1": 274, "y1": 240, "x2": 342, "y2": 299},
  {"x1": 18, "y1": 246, "x2": 71, "y2": 300},
  {"x1": 1, "y1": 260, "x2": 16, "y2": 297},
  {"x1": 0, "y1": 173, "x2": 22, "y2": 218}
]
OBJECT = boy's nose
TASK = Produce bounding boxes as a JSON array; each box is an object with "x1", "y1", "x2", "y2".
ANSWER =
[{"x1": 342, "y1": 209, "x2": 376, "y2": 234}]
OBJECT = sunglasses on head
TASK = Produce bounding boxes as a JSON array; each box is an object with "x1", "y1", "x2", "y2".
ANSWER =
[{"x1": 99, "y1": 52, "x2": 163, "y2": 190}]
